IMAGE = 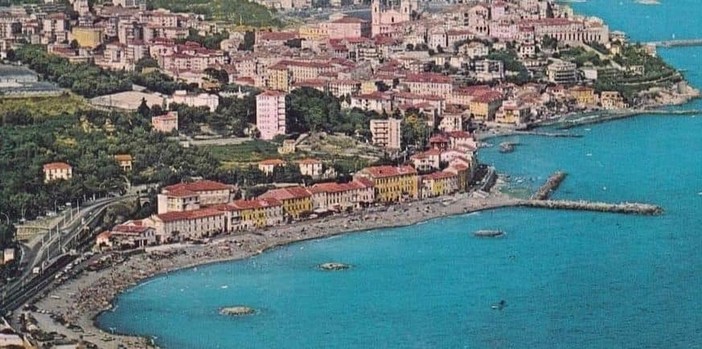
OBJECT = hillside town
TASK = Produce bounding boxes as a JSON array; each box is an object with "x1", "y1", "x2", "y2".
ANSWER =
[
  {"x1": 2, "y1": 0, "x2": 690, "y2": 126},
  {"x1": 1, "y1": 0, "x2": 701, "y2": 347},
  {"x1": 97, "y1": 129, "x2": 477, "y2": 249},
  {"x1": 1, "y1": 0, "x2": 696, "y2": 254}
]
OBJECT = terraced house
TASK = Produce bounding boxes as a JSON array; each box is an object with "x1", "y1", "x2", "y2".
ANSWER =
[
  {"x1": 157, "y1": 180, "x2": 237, "y2": 214},
  {"x1": 420, "y1": 171, "x2": 459, "y2": 199},
  {"x1": 149, "y1": 208, "x2": 226, "y2": 240},
  {"x1": 355, "y1": 165, "x2": 419, "y2": 203},
  {"x1": 217, "y1": 198, "x2": 284, "y2": 231},
  {"x1": 309, "y1": 179, "x2": 375, "y2": 212},
  {"x1": 259, "y1": 186, "x2": 314, "y2": 219}
]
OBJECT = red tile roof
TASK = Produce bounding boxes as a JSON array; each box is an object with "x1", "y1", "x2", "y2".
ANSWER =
[
  {"x1": 310, "y1": 180, "x2": 371, "y2": 194},
  {"x1": 472, "y1": 91, "x2": 503, "y2": 103},
  {"x1": 331, "y1": 16, "x2": 367, "y2": 24},
  {"x1": 114, "y1": 154, "x2": 132, "y2": 162},
  {"x1": 164, "y1": 180, "x2": 234, "y2": 193},
  {"x1": 43, "y1": 162, "x2": 71, "y2": 170},
  {"x1": 163, "y1": 188, "x2": 198, "y2": 198},
  {"x1": 450, "y1": 163, "x2": 470, "y2": 171},
  {"x1": 219, "y1": 198, "x2": 282, "y2": 210},
  {"x1": 112, "y1": 224, "x2": 151, "y2": 234},
  {"x1": 406, "y1": 73, "x2": 452, "y2": 84},
  {"x1": 259, "y1": 186, "x2": 312, "y2": 201},
  {"x1": 259, "y1": 159, "x2": 286, "y2": 166},
  {"x1": 446, "y1": 131, "x2": 473, "y2": 139},
  {"x1": 354, "y1": 177, "x2": 374, "y2": 188},
  {"x1": 259, "y1": 90, "x2": 286, "y2": 97},
  {"x1": 156, "y1": 208, "x2": 224, "y2": 223},
  {"x1": 422, "y1": 171, "x2": 457, "y2": 181},
  {"x1": 361, "y1": 165, "x2": 417, "y2": 179}
]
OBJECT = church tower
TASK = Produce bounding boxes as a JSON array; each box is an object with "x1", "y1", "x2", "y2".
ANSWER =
[
  {"x1": 371, "y1": 0, "x2": 381, "y2": 37},
  {"x1": 400, "y1": 0, "x2": 410, "y2": 16}
]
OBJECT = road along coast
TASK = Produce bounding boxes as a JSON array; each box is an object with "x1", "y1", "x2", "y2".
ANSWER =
[{"x1": 28, "y1": 190, "x2": 520, "y2": 349}]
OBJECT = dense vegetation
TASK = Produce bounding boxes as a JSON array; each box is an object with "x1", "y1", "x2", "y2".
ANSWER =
[
  {"x1": 594, "y1": 44, "x2": 681, "y2": 100},
  {"x1": 0, "y1": 110, "x2": 218, "y2": 223},
  {"x1": 0, "y1": 94, "x2": 91, "y2": 124},
  {"x1": 12, "y1": 45, "x2": 132, "y2": 98},
  {"x1": 487, "y1": 49, "x2": 531, "y2": 84},
  {"x1": 285, "y1": 88, "x2": 376, "y2": 137},
  {"x1": 146, "y1": 0, "x2": 281, "y2": 27},
  {"x1": 177, "y1": 29, "x2": 231, "y2": 50},
  {"x1": 559, "y1": 47, "x2": 607, "y2": 67},
  {"x1": 11, "y1": 45, "x2": 193, "y2": 98}
]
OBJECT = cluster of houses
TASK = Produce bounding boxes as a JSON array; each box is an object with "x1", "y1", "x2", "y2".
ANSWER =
[
  {"x1": 42, "y1": 155, "x2": 134, "y2": 184},
  {"x1": 3, "y1": 0, "x2": 637, "y2": 131},
  {"x1": 96, "y1": 130, "x2": 478, "y2": 250}
]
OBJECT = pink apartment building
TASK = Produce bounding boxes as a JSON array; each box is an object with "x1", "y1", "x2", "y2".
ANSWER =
[
  {"x1": 328, "y1": 16, "x2": 371, "y2": 40},
  {"x1": 256, "y1": 90, "x2": 287, "y2": 140},
  {"x1": 152, "y1": 111, "x2": 178, "y2": 133}
]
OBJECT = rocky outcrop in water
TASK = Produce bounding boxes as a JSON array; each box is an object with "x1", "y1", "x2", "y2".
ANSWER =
[
  {"x1": 318, "y1": 262, "x2": 351, "y2": 271},
  {"x1": 220, "y1": 306, "x2": 255, "y2": 316}
]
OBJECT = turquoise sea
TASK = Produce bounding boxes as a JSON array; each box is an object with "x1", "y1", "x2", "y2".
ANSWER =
[{"x1": 98, "y1": 1, "x2": 702, "y2": 348}]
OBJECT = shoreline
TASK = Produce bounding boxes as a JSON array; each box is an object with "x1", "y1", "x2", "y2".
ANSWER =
[
  {"x1": 24, "y1": 93, "x2": 701, "y2": 349},
  {"x1": 25, "y1": 99, "x2": 700, "y2": 348},
  {"x1": 29, "y1": 190, "x2": 521, "y2": 349}
]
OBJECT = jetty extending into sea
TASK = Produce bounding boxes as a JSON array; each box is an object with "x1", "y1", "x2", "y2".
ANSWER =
[
  {"x1": 531, "y1": 171, "x2": 567, "y2": 200},
  {"x1": 519, "y1": 200, "x2": 662, "y2": 216},
  {"x1": 514, "y1": 171, "x2": 663, "y2": 216}
]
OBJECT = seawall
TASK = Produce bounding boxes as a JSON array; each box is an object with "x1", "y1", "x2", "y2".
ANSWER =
[
  {"x1": 519, "y1": 200, "x2": 663, "y2": 216},
  {"x1": 531, "y1": 171, "x2": 568, "y2": 200}
]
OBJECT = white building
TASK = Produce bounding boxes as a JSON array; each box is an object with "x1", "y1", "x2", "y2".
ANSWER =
[
  {"x1": 370, "y1": 118, "x2": 402, "y2": 150},
  {"x1": 168, "y1": 90, "x2": 220, "y2": 111}
]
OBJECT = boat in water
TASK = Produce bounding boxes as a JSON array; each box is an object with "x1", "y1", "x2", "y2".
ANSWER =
[
  {"x1": 474, "y1": 230, "x2": 506, "y2": 238},
  {"x1": 491, "y1": 300, "x2": 507, "y2": 310}
]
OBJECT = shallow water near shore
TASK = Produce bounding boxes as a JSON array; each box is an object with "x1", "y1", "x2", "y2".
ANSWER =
[{"x1": 98, "y1": 2, "x2": 702, "y2": 348}]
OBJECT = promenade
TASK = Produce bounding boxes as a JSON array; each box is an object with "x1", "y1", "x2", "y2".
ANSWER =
[{"x1": 22, "y1": 173, "x2": 665, "y2": 348}]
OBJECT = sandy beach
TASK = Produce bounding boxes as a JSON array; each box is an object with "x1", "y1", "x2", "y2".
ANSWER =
[{"x1": 25, "y1": 189, "x2": 520, "y2": 349}]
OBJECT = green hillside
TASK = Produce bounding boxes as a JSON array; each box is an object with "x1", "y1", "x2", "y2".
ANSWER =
[{"x1": 147, "y1": 0, "x2": 282, "y2": 27}]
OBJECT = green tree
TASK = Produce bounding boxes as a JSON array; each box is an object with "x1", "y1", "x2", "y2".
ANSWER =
[
  {"x1": 135, "y1": 57, "x2": 159, "y2": 72},
  {"x1": 137, "y1": 98, "x2": 151, "y2": 117},
  {"x1": 285, "y1": 88, "x2": 341, "y2": 133},
  {"x1": 239, "y1": 31, "x2": 255, "y2": 51}
]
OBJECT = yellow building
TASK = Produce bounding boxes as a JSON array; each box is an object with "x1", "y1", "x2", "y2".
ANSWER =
[
  {"x1": 259, "y1": 186, "x2": 313, "y2": 219},
  {"x1": 266, "y1": 64, "x2": 291, "y2": 92},
  {"x1": 355, "y1": 165, "x2": 419, "y2": 202},
  {"x1": 470, "y1": 91, "x2": 503, "y2": 122},
  {"x1": 219, "y1": 198, "x2": 284, "y2": 230},
  {"x1": 277, "y1": 139, "x2": 297, "y2": 154},
  {"x1": 600, "y1": 91, "x2": 628, "y2": 110},
  {"x1": 495, "y1": 100, "x2": 530, "y2": 125},
  {"x1": 72, "y1": 27, "x2": 104, "y2": 48},
  {"x1": 569, "y1": 86, "x2": 597, "y2": 107},
  {"x1": 420, "y1": 171, "x2": 459, "y2": 199},
  {"x1": 360, "y1": 80, "x2": 378, "y2": 94},
  {"x1": 299, "y1": 23, "x2": 329, "y2": 41}
]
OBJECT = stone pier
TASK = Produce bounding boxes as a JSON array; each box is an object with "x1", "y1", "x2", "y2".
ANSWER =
[
  {"x1": 519, "y1": 200, "x2": 663, "y2": 216},
  {"x1": 531, "y1": 171, "x2": 568, "y2": 200}
]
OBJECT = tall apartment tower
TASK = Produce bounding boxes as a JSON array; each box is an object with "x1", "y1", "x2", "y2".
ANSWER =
[
  {"x1": 370, "y1": 118, "x2": 402, "y2": 150},
  {"x1": 256, "y1": 91, "x2": 287, "y2": 141}
]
